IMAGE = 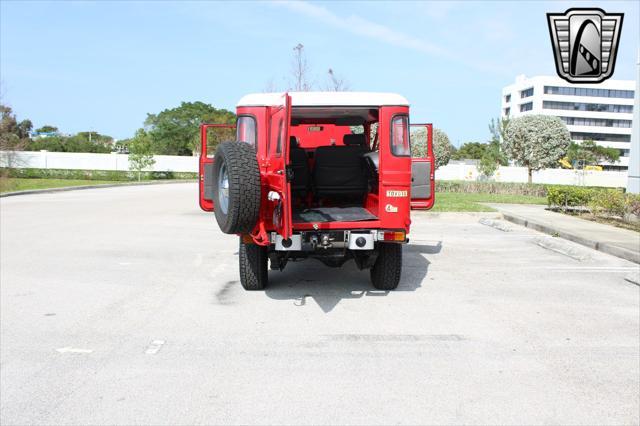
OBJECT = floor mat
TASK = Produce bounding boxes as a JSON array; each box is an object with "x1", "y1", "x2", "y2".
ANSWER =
[{"x1": 293, "y1": 206, "x2": 378, "y2": 223}]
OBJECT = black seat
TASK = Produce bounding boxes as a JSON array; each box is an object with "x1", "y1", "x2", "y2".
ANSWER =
[
  {"x1": 289, "y1": 136, "x2": 310, "y2": 197},
  {"x1": 313, "y1": 134, "x2": 368, "y2": 199},
  {"x1": 343, "y1": 133, "x2": 367, "y2": 150}
]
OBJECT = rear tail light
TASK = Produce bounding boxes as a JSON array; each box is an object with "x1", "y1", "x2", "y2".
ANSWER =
[{"x1": 380, "y1": 231, "x2": 406, "y2": 242}]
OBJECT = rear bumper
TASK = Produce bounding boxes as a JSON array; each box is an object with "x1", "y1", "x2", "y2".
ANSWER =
[{"x1": 270, "y1": 229, "x2": 407, "y2": 252}]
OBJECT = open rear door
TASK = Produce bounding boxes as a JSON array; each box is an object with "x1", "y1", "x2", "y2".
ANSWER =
[
  {"x1": 198, "y1": 123, "x2": 236, "y2": 212},
  {"x1": 410, "y1": 123, "x2": 435, "y2": 210},
  {"x1": 265, "y1": 93, "x2": 293, "y2": 238}
]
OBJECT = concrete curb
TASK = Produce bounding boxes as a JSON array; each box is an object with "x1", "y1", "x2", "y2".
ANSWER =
[
  {"x1": 0, "y1": 180, "x2": 195, "y2": 198},
  {"x1": 413, "y1": 211, "x2": 502, "y2": 219},
  {"x1": 533, "y1": 236, "x2": 591, "y2": 261},
  {"x1": 500, "y1": 212, "x2": 639, "y2": 264},
  {"x1": 478, "y1": 218, "x2": 513, "y2": 232}
]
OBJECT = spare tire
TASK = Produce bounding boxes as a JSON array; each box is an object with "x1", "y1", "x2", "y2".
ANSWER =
[{"x1": 212, "y1": 141, "x2": 261, "y2": 234}]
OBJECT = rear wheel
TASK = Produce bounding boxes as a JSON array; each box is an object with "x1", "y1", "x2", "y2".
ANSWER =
[
  {"x1": 239, "y1": 238, "x2": 268, "y2": 290},
  {"x1": 370, "y1": 243, "x2": 402, "y2": 290}
]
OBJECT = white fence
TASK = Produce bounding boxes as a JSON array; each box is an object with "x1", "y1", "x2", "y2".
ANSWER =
[
  {"x1": 436, "y1": 163, "x2": 628, "y2": 188},
  {"x1": 0, "y1": 150, "x2": 198, "y2": 173},
  {"x1": 0, "y1": 150, "x2": 629, "y2": 188}
]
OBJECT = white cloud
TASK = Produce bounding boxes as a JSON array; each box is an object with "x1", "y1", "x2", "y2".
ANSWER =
[
  {"x1": 273, "y1": 1, "x2": 448, "y2": 57},
  {"x1": 417, "y1": 1, "x2": 460, "y2": 20},
  {"x1": 273, "y1": 1, "x2": 507, "y2": 75}
]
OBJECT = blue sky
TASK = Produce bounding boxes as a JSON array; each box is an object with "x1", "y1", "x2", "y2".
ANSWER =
[{"x1": 1, "y1": 1, "x2": 638, "y2": 146}]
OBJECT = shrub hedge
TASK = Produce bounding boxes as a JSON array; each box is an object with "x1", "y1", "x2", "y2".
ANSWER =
[
  {"x1": 436, "y1": 180, "x2": 548, "y2": 197},
  {"x1": 1, "y1": 168, "x2": 197, "y2": 181},
  {"x1": 546, "y1": 186, "x2": 601, "y2": 208},
  {"x1": 436, "y1": 181, "x2": 637, "y2": 220},
  {"x1": 588, "y1": 190, "x2": 627, "y2": 217},
  {"x1": 626, "y1": 195, "x2": 640, "y2": 217},
  {"x1": 435, "y1": 180, "x2": 604, "y2": 198},
  {"x1": 546, "y1": 185, "x2": 639, "y2": 219}
]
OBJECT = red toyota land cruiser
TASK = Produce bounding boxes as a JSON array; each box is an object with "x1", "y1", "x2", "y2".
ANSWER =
[{"x1": 199, "y1": 92, "x2": 434, "y2": 290}]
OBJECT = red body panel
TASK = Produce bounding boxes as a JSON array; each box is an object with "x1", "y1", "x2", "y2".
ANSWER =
[
  {"x1": 263, "y1": 94, "x2": 293, "y2": 239},
  {"x1": 410, "y1": 123, "x2": 436, "y2": 210},
  {"x1": 377, "y1": 106, "x2": 413, "y2": 233},
  {"x1": 289, "y1": 124, "x2": 352, "y2": 148}
]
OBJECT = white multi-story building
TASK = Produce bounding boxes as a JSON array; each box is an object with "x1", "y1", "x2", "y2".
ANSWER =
[{"x1": 501, "y1": 75, "x2": 635, "y2": 170}]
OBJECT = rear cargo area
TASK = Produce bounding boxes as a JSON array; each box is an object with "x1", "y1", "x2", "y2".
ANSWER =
[
  {"x1": 292, "y1": 206, "x2": 377, "y2": 223},
  {"x1": 287, "y1": 113, "x2": 382, "y2": 225}
]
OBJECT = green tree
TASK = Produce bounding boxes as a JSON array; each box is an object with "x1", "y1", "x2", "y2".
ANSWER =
[
  {"x1": 144, "y1": 101, "x2": 235, "y2": 156},
  {"x1": 489, "y1": 117, "x2": 509, "y2": 145},
  {"x1": 452, "y1": 142, "x2": 488, "y2": 160},
  {"x1": 566, "y1": 139, "x2": 620, "y2": 168},
  {"x1": 502, "y1": 115, "x2": 571, "y2": 183},
  {"x1": 477, "y1": 117, "x2": 509, "y2": 178},
  {"x1": 433, "y1": 128, "x2": 455, "y2": 169},
  {"x1": 128, "y1": 129, "x2": 156, "y2": 181},
  {"x1": 477, "y1": 144, "x2": 503, "y2": 178},
  {"x1": 25, "y1": 131, "x2": 113, "y2": 153},
  {"x1": 62, "y1": 132, "x2": 112, "y2": 153},
  {"x1": 0, "y1": 105, "x2": 30, "y2": 168},
  {"x1": 488, "y1": 117, "x2": 509, "y2": 165},
  {"x1": 35, "y1": 125, "x2": 58, "y2": 133},
  {"x1": 410, "y1": 126, "x2": 428, "y2": 158},
  {"x1": 477, "y1": 140, "x2": 507, "y2": 179},
  {"x1": 25, "y1": 135, "x2": 65, "y2": 152},
  {"x1": 1, "y1": 105, "x2": 21, "y2": 147},
  {"x1": 412, "y1": 127, "x2": 455, "y2": 168},
  {"x1": 16, "y1": 119, "x2": 33, "y2": 139}
]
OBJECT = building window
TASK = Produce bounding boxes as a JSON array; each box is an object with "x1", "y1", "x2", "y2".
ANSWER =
[
  {"x1": 504, "y1": 107, "x2": 510, "y2": 116},
  {"x1": 559, "y1": 116, "x2": 632, "y2": 128},
  {"x1": 544, "y1": 85, "x2": 634, "y2": 99},
  {"x1": 390, "y1": 115, "x2": 410, "y2": 157},
  {"x1": 520, "y1": 87, "x2": 534, "y2": 98},
  {"x1": 542, "y1": 100, "x2": 633, "y2": 113},
  {"x1": 570, "y1": 132, "x2": 631, "y2": 143},
  {"x1": 504, "y1": 94, "x2": 511, "y2": 103},
  {"x1": 236, "y1": 116, "x2": 257, "y2": 147},
  {"x1": 520, "y1": 102, "x2": 533, "y2": 112}
]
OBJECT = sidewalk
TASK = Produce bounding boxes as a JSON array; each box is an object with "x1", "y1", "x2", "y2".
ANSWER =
[
  {"x1": 485, "y1": 203, "x2": 640, "y2": 264},
  {"x1": 0, "y1": 179, "x2": 194, "y2": 198}
]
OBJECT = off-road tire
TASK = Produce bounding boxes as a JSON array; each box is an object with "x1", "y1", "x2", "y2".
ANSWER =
[
  {"x1": 370, "y1": 243, "x2": 402, "y2": 290},
  {"x1": 212, "y1": 141, "x2": 261, "y2": 234},
  {"x1": 239, "y1": 238, "x2": 268, "y2": 290}
]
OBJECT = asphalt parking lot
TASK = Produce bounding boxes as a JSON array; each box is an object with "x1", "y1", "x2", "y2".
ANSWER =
[{"x1": 1, "y1": 183, "x2": 638, "y2": 425}]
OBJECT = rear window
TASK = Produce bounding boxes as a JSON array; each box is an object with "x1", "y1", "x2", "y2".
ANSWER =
[
  {"x1": 236, "y1": 116, "x2": 257, "y2": 147},
  {"x1": 276, "y1": 118, "x2": 284, "y2": 156},
  {"x1": 391, "y1": 115, "x2": 410, "y2": 156}
]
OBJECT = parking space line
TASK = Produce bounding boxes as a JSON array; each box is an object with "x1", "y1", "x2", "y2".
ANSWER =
[{"x1": 144, "y1": 340, "x2": 165, "y2": 355}]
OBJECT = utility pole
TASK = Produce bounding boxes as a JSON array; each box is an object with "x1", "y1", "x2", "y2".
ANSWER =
[
  {"x1": 627, "y1": 50, "x2": 639, "y2": 193},
  {"x1": 292, "y1": 43, "x2": 309, "y2": 91},
  {"x1": 293, "y1": 43, "x2": 303, "y2": 91}
]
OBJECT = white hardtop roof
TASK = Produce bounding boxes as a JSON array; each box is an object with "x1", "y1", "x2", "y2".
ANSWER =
[{"x1": 236, "y1": 92, "x2": 409, "y2": 107}]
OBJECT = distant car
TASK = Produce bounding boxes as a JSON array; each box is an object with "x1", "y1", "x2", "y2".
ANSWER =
[{"x1": 198, "y1": 92, "x2": 435, "y2": 290}]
